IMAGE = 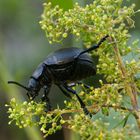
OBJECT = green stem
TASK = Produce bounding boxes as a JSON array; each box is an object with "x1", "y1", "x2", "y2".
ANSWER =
[
  {"x1": 112, "y1": 37, "x2": 140, "y2": 128},
  {"x1": 113, "y1": 38, "x2": 138, "y2": 110}
]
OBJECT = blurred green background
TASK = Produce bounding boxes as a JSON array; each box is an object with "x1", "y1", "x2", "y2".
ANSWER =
[{"x1": 0, "y1": 0, "x2": 140, "y2": 140}]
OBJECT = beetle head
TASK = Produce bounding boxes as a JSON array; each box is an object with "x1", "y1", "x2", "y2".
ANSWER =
[
  {"x1": 8, "y1": 78, "x2": 41, "y2": 100},
  {"x1": 27, "y1": 78, "x2": 41, "y2": 99}
]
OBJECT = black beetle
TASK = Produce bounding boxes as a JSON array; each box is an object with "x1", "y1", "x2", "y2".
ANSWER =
[{"x1": 8, "y1": 35, "x2": 108, "y2": 116}]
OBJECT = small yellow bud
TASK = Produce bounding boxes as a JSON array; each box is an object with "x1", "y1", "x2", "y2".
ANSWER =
[
  {"x1": 49, "y1": 41, "x2": 52, "y2": 44},
  {"x1": 11, "y1": 98, "x2": 16, "y2": 102},
  {"x1": 76, "y1": 32, "x2": 80, "y2": 36},
  {"x1": 52, "y1": 122, "x2": 57, "y2": 127},
  {"x1": 23, "y1": 124, "x2": 27, "y2": 127},
  {"x1": 47, "y1": 2, "x2": 52, "y2": 6},
  {"x1": 43, "y1": 3, "x2": 47, "y2": 6},
  {"x1": 130, "y1": 59, "x2": 136, "y2": 64},
  {"x1": 64, "y1": 100, "x2": 67, "y2": 104},
  {"x1": 60, "y1": 120, "x2": 65, "y2": 124},
  {"x1": 94, "y1": 89, "x2": 99, "y2": 94},
  {"x1": 8, "y1": 108, "x2": 12, "y2": 112},
  {"x1": 20, "y1": 110, "x2": 24, "y2": 115},
  {"x1": 8, "y1": 121, "x2": 12, "y2": 125},
  {"x1": 63, "y1": 33, "x2": 68, "y2": 38},
  {"x1": 23, "y1": 101, "x2": 27, "y2": 105},
  {"x1": 99, "y1": 80, "x2": 103, "y2": 85},
  {"x1": 102, "y1": 63, "x2": 108, "y2": 67},
  {"x1": 48, "y1": 26, "x2": 53, "y2": 30},
  {"x1": 71, "y1": 125, "x2": 76, "y2": 129}
]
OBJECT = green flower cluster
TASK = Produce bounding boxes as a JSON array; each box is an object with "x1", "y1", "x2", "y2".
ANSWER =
[
  {"x1": 97, "y1": 51, "x2": 120, "y2": 83},
  {"x1": 6, "y1": 98, "x2": 64, "y2": 137},
  {"x1": 6, "y1": 98, "x2": 45, "y2": 127},
  {"x1": 40, "y1": 0, "x2": 135, "y2": 46},
  {"x1": 68, "y1": 113, "x2": 140, "y2": 140},
  {"x1": 7, "y1": 98, "x2": 140, "y2": 139}
]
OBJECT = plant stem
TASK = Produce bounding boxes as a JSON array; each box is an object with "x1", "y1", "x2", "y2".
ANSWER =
[
  {"x1": 111, "y1": 37, "x2": 140, "y2": 128},
  {"x1": 47, "y1": 104, "x2": 133, "y2": 115}
]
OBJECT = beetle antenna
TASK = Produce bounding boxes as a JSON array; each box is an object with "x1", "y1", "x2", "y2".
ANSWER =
[
  {"x1": 8, "y1": 81, "x2": 29, "y2": 91},
  {"x1": 78, "y1": 35, "x2": 109, "y2": 56}
]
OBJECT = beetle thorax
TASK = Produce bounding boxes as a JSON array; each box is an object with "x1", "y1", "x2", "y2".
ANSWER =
[
  {"x1": 28, "y1": 78, "x2": 41, "y2": 91},
  {"x1": 31, "y1": 63, "x2": 51, "y2": 86}
]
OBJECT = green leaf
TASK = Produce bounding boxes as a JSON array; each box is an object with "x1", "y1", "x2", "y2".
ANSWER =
[
  {"x1": 47, "y1": 0, "x2": 73, "y2": 10},
  {"x1": 101, "y1": 107, "x2": 109, "y2": 116}
]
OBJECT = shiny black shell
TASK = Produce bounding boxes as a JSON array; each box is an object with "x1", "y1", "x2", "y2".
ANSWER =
[
  {"x1": 43, "y1": 47, "x2": 96, "y2": 82},
  {"x1": 32, "y1": 47, "x2": 96, "y2": 82},
  {"x1": 43, "y1": 47, "x2": 92, "y2": 65}
]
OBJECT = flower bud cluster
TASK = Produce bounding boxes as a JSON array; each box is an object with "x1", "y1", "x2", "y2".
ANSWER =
[
  {"x1": 78, "y1": 83, "x2": 123, "y2": 108},
  {"x1": 97, "y1": 52, "x2": 120, "y2": 83},
  {"x1": 40, "y1": 0, "x2": 135, "y2": 45},
  {"x1": 6, "y1": 98, "x2": 64, "y2": 137},
  {"x1": 6, "y1": 99, "x2": 45, "y2": 127},
  {"x1": 68, "y1": 113, "x2": 140, "y2": 140}
]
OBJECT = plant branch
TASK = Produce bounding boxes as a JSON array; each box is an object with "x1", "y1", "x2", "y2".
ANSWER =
[
  {"x1": 111, "y1": 37, "x2": 138, "y2": 110},
  {"x1": 46, "y1": 104, "x2": 134, "y2": 116},
  {"x1": 111, "y1": 37, "x2": 140, "y2": 128}
]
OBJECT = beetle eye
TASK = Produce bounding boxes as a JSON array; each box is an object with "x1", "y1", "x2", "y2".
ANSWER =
[{"x1": 28, "y1": 78, "x2": 40, "y2": 89}]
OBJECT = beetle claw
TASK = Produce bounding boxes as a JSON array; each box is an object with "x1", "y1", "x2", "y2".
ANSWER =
[
  {"x1": 44, "y1": 103, "x2": 52, "y2": 112},
  {"x1": 83, "y1": 107, "x2": 92, "y2": 118}
]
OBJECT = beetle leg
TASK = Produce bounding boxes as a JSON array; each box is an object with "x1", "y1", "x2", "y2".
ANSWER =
[
  {"x1": 77, "y1": 35, "x2": 109, "y2": 56},
  {"x1": 67, "y1": 82, "x2": 76, "y2": 87},
  {"x1": 63, "y1": 84, "x2": 92, "y2": 117},
  {"x1": 77, "y1": 81, "x2": 91, "y2": 89},
  {"x1": 67, "y1": 82, "x2": 91, "y2": 92},
  {"x1": 42, "y1": 86, "x2": 52, "y2": 111},
  {"x1": 67, "y1": 82, "x2": 91, "y2": 89},
  {"x1": 77, "y1": 82, "x2": 92, "y2": 93},
  {"x1": 57, "y1": 85, "x2": 72, "y2": 99}
]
